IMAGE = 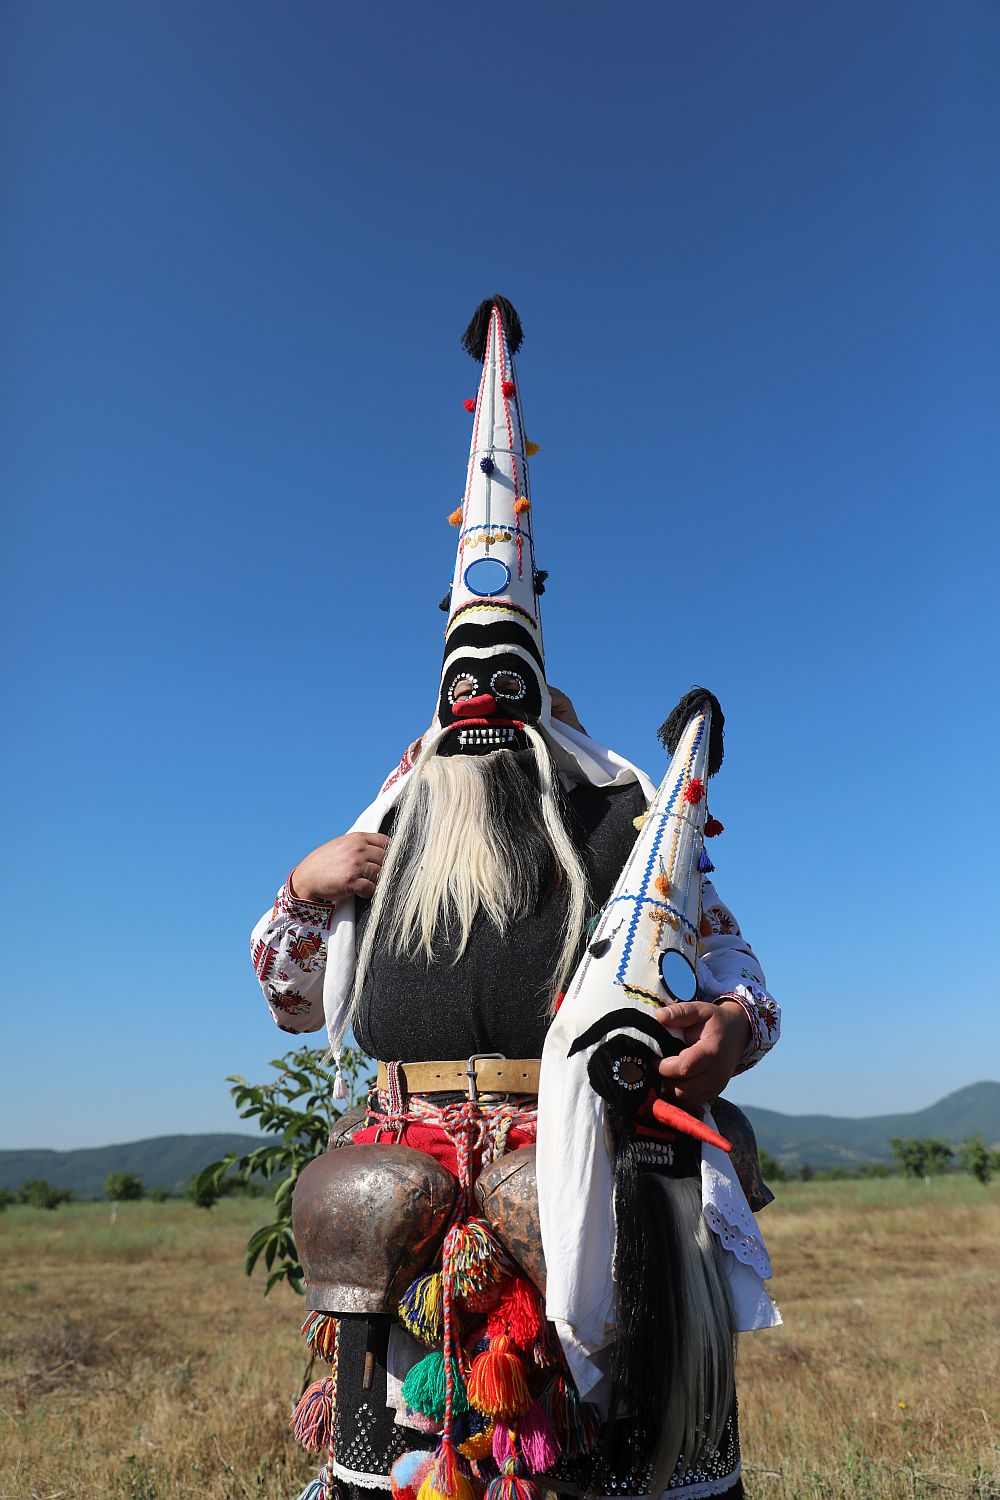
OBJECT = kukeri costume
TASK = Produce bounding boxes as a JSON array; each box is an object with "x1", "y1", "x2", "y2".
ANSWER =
[{"x1": 250, "y1": 299, "x2": 781, "y2": 1500}]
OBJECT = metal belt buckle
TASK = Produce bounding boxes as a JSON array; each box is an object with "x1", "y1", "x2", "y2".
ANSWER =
[{"x1": 467, "y1": 1052, "x2": 505, "y2": 1102}]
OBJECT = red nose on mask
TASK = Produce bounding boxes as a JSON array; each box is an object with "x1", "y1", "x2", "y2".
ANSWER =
[{"x1": 452, "y1": 693, "x2": 497, "y2": 719}]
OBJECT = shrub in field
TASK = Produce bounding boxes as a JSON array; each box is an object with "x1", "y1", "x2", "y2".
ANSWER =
[
  {"x1": 16, "y1": 1178, "x2": 74, "y2": 1209},
  {"x1": 890, "y1": 1136, "x2": 954, "y2": 1179},
  {"x1": 0, "y1": 1187, "x2": 13, "y2": 1211},
  {"x1": 104, "y1": 1171, "x2": 146, "y2": 1202},
  {"x1": 958, "y1": 1133, "x2": 997, "y2": 1185},
  {"x1": 758, "y1": 1148, "x2": 790, "y2": 1182},
  {"x1": 198, "y1": 1044, "x2": 374, "y2": 1293},
  {"x1": 149, "y1": 1184, "x2": 172, "y2": 1202}
]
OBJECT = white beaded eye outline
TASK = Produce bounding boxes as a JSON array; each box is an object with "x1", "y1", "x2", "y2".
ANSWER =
[
  {"x1": 610, "y1": 1055, "x2": 645, "y2": 1091},
  {"x1": 490, "y1": 669, "x2": 526, "y2": 701},
  {"x1": 447, "y1": 673, "x2": 479, "y2": 706}
]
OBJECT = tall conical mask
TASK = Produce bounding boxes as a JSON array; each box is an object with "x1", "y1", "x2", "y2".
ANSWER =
[
  {"x1": 553, "y1": 688, "x2": 731, "y2": 1149},
  {"x1": 433, "y1": 297, "x2": 550, "y2": 755}
]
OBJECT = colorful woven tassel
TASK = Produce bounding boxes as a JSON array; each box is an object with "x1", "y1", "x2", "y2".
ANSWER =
[
  {"x1": 485, "y1": 1456, "x2": 540, "y2": 1500},
  {"x1": 402, "y1": 1406, "x2": 443, "y2": 1434},
  {"x1": 698, "y1": 847, "x2": 715, "y2": 873},
  {"x1": 402, "y1": 1352, "x2": 469, "y2": 1422},
  {"x1": 450, "y1": 1218, "x2": 506, "y2": 1299},
  {"x1": 524, "y1": 440, "x2": 540, "y2": 457},
  {"x1": 391, "y1": 1450, "x2": 437, "y2": 1500},
  {"x1": 467, "y1": 1334, "x2": 531, "y2": 1421},
  {"x1": 539, "y1": 1374, "x2": 598, "y2": 1458},
  {"x1": 513, "y1": 496, "x2": 530, "y2": 515},
  {"x1": 294, "y1": 1480, "x2": 327, "y2": 1500},
  {"x1": 492, "y1": 1401, "x2": 560, "y2": 1473},
  {"x1": 480, "y1": 455, "x2": 495, "y2": 475},
  {"x1": 448, "y1": 507, "x2": 464, "y2": 527},
  {"x1": 518, "y1": 1401, "x2": 561, "y2": 1472},
  {"x1": 487, "y1": 1277, "x2": 541, "y2": 1351},
  {"x1": 453, "y1": 1406, "x2": 494, "y2": 1460},
  {"x1": 399, "y1": 1271, "x2": 444, "y2": 1346},
  {"x1": 463, "y1": 398, "x2": 476, "y2": 412},
  {"x1": 705, "y1": 815, "x2": 725, "y2": 838},
  {"x1": 530, "y1": 1315, "x2": 563, "y2": 1370},
  {"x1": 300, "y1": 1311, "x2": 338, "y2": 1362},
  {"x1": 502, "y1": 380, "x2": 516, "y2": 398},
  {"x1": 416, "y1": 1439, "x2": 476, "y2": 1500},
  {"x1": 290, "y1": 1376, "x2": 336, "y2": 1451},
  {"x1": 685, "y1": 777, "x2": 705, "y2": 805}
]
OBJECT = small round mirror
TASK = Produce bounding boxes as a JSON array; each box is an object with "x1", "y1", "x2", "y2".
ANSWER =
[
  {"x1": 659, "y1": 948, "x2": 698, "y2": 1002},
  {"x1": 464, "y1": 557, "x2": 511, "y2": 597}
]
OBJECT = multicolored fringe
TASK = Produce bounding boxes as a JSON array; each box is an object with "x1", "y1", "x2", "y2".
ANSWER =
[
  {"x1": 290, "y1": 1094, "x2": 598, "y2": 1496},
  {"x1": 292, "y1": 1315, "x2": 340, "y2": 1498}
]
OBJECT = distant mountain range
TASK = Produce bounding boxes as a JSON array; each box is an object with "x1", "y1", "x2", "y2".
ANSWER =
[
  {"x1": 0, "y1": 1134, "x2": 261, "y2": 1199},
  {"x1": 1, "y1": 1084, "x2": 997, "y2": 1195},
  {"x1": 739, "y1": 1081, "x2": 1000, "y2": 1169}
]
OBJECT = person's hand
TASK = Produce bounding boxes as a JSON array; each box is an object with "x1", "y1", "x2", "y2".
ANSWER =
[
  {"x1": 653, "y1": 1001, "x2": 751, "y2": 1109},
  {"x1": 290, "y1": 833, "x2": 391, "y2": 904},
  {"x1": 548, "y1": 684, "x2": 585, "y2": 732}
]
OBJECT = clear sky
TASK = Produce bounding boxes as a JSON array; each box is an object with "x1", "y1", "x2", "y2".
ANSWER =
[{"x1": 2, "y1": 1, "x2": 997, "y2": 1149}]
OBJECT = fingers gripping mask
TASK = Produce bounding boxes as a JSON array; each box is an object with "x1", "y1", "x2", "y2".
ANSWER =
[{"x1": 435, "y1": 643, "x2": 546, "y2": 757}]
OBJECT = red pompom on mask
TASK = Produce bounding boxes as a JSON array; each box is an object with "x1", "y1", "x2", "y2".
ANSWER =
[
  {"x1": 685, "y1": 778, "x2": 705, "y2": 805},
  {"x1": 705, "y1": 815, "x2": 725, "y2": 838},
  {"x1": 463, "y1": 398, "x2": 476, "y2": 412},
  {"x1": 502, "y1": 379, "x2": 516, "y2": 398}
]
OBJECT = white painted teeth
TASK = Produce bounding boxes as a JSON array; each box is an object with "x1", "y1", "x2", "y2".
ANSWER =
[{"x1": 457, "y1": 726, "x2": 516, "y2": 747}]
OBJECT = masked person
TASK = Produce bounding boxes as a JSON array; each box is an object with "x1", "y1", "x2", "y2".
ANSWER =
[{"x1": 251, "y1": 299, "x2": 781, "y2": 1500}]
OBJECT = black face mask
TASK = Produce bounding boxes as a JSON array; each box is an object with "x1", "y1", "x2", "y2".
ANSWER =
[{"x1": 436, "y1": 650, "x2": 544, "y2": 757}]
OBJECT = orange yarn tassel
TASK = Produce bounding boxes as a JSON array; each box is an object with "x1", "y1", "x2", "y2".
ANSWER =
[
  {"x1": 467, "y1": 1334, "x2": 531, "y2": 1421},
  {"x1": 525, "y1": 440, "x2": 540, "y2": 457},
  {"x1": 513, "y1": 496, "x2": 531, "y2": 516},
  {"x1": 448, "y1": 507, "x2": 464, "y2": 527}
]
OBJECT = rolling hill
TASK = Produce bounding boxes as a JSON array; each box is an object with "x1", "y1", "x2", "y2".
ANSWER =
[
  {"x1": 737, "y1": 1081, "x2": 1000, "y2": 1168},
  {"x1": 1, "y1": 1083, "x2": 997, "y2": 1194},
  {"x1": 0, "y1": 1134, "x2": 262, "y2": 1199}
]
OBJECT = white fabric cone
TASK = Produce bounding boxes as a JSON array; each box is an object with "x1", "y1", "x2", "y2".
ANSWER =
[
  {"x1": 536, "y1": 700, "x2": 779, "y2": 1401},
  {"x1": 443, "y1": 304, "x2": 543, "y2": 670}
]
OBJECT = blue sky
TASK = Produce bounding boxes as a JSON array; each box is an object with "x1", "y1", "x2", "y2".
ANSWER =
[{"x1": 2, "y1": 1, "x2": 997, "y2": 1149}]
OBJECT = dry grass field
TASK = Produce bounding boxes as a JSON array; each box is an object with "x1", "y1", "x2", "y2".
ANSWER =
[{"x1": 0, "y1": 1178, "x2": 997, "y2": 1500}]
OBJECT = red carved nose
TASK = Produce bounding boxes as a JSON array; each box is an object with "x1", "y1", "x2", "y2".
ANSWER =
[
  {"x1": 651, "y1": 1098, "x2": 733, "y2": 1153},
  {"x1": 452, "y1": 693, "x2": 497, "y2": 719}
]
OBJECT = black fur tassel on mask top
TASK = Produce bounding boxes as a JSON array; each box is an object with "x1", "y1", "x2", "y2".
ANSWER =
[
  {"x1": 657, "y1": 687, "x2": 725, "y2": 776},
  {"x1": 461, "y1": 296, "x2": 524, "y2": 362}
]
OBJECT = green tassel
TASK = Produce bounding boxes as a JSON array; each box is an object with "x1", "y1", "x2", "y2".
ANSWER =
[
  {"x1": 401, "y1": 1352, "x2": 469, "y2": 1421},
  {"x1": 398, "y1": 1271, "x2": 444, "y2": 1346}
]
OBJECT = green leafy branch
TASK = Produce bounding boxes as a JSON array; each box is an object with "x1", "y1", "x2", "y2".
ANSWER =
[{"x1": 197, "y1": 1044, "x2": 374, "y2": 1294}]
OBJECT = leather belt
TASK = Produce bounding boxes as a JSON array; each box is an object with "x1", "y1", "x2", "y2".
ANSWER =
[{"x1": 377, "y1": 1055, "x2": 541, "y2": 1100}]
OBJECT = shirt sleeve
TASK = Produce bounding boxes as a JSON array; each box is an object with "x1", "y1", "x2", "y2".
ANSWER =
[
  {"x1": 697, "y1": 878, "x2": 781, "y2": 1072},
  {"x1": 249, "y1": 879, "x2": 334, "y2": 1035}
]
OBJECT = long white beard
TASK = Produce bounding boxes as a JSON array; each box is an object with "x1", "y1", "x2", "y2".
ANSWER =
[{"x1": 352, "y1": 724, "x2": 588, "y2": 1013}]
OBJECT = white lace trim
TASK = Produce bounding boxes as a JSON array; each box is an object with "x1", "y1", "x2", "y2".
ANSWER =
[
  {"x1": 330, "y1": 1459, "x2": 393, "y2": 1490},
  {"x1": 701, "y1": 1122, "x2": 772, "y2": 1280}
]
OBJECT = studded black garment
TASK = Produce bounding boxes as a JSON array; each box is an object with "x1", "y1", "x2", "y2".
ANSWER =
[
  {"x1": 327, "y1": 1312, "x2": 742, "y2": 1497},
  {"x1": 331, "y1": 1315, "x2": 433, "y2": 1490}
]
